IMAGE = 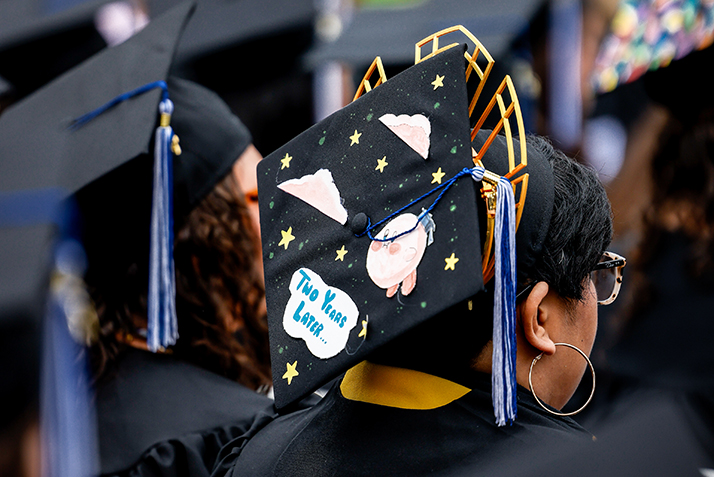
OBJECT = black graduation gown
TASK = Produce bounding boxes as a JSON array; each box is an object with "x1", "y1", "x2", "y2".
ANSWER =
[
  {"x1": 213, "y1": 362, "x2": 591, "y2": 476},
  {"x1": 95, "y1": 347, "x2": 275, "y2": 477}
]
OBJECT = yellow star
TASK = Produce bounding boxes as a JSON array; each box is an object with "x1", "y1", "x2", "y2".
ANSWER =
[
  {"x1": 280, "y1": 153, "x2": 292, "y2": 170},
  {"x1": 444, "y1": 252, "x2": 459, "y2": 271},
  {"x1": 335, "y1": 245, "x2": 348, "y2": 261},
  {"x1": 431, "y1": 74, "x2": 445, "y2": 90},
  {"x1": 375, "y1": 156, "x2": 388, "y2": 173},
  {"x1": 278, "y1": 227, "x2": 295, "y2": 250},
  {"x1": 282, "y1": 361, "x2": 299, "y2": 385},
  {"x1": 349, "y1": 130, "x2": 362, "y2": 146},
  {"x1": 432, "y1": 167, "x2": 446, "y2": 184},
  {"x1": 358, "y1": 319, "x2": 368, "y2": 339}
]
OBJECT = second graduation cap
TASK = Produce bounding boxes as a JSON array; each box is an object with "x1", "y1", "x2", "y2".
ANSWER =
[
  {"x1": 1, "y1": 0, "x2": 253, "y2": 353},
  {"x1": 258, "y1": 27, "x2": 549, "y2": 423}
]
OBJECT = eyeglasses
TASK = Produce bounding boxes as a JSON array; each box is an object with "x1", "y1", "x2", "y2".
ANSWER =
[
  {"x1": 515, "y1": 251, "x2": 627, "y2": 305},
  {"x1": 590, "y1": 251, "x2": 626, "y2": 305},
  {"x1": 244, "y1": 188, "x2": 259, "y2": 206}
]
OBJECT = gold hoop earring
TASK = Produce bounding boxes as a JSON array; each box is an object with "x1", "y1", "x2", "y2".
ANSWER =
[{"x1": 528, "y1": 342, "x2": 596, "y2": 417}]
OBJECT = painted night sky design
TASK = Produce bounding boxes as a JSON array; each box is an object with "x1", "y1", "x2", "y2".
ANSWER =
[{"x1": 256, "y1": 44, "x2": 486, "y2": 408}]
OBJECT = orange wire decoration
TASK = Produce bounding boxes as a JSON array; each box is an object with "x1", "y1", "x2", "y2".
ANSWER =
[{"x1": 353, "y1": 56, "x2": 388, "y2": 102}]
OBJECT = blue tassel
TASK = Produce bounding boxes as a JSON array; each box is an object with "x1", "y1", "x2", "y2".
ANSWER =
[
  {"x1": 491, "y1": 176, "x2": 518, "y2": 426},
  {"x1": 147, "y1": 97, "x2": 178, "y2": 352},
  {"x1": 70, "y1": 80, "x2": 178, "y2": 353},
  {"x1": 349, "y1": 162, "x2": 517, "y2": 425}
]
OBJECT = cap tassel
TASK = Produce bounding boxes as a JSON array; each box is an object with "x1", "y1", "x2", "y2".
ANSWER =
[
  {"x1": 491, "y1": 176, "x2": 517, "y2": 426},
  {"x1": 70, "y1": 80, "x2": 179, "y2": 352},
  {"x1": 147, "y1": 96, "x2": 178, "y2": 352}
]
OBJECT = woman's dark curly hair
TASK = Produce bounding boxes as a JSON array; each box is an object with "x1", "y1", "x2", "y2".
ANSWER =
[
  {"x1": 618, "y1": 107, "x2": 714, "y2": 331},
  {"x1": 86, "y1": 171, "x2": 271, "y2": 391},
  {"x1": 640, "y1": 107, "x2": 714, "y2": 274}
]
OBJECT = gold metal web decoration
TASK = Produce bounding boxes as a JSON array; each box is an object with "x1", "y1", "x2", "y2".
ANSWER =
[
  {"x1": 353, "y1": 56, "x2": 387, "y2": 102},
  {"x1": 471, "y1": 75, "x2": 529, "y2": 282},
  {"x1": 415, "y1": 25, "x2": 494, "y2": 118}
]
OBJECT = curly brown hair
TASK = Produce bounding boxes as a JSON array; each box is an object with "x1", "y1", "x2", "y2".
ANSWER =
[
  {"x1": 88, "y1": 171, "x2": 271, "y2": 390},
  {"x1": 640, "y1": 107, "x2": 714, "y2": 273},
  {"x1": 609, "y1": 106, "x2": 713, "y2": 323}
]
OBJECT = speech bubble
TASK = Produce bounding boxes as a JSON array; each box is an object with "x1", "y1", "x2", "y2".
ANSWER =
[{"x1": 283, "y1": 268, "x2": 359, "y2": 359}]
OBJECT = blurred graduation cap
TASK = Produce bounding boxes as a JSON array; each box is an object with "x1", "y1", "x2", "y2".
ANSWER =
[
  {"x1": 306, "y1": 0, "x2": 543, "y2": 68},
  {"x1": 0, "y1": 189, "x2": 98, "y2": 475},
  {"x1": 148, "y1": 0, "x2": 316, "y2": 65},
  {"x1": 1, "y1": 0, "x2": 254, "y2": 353},
  {"x1": 0, "y1": 203, "x2": 57, "y2": 432},
  {"x1": 642, "y1": 42, "x2": 714, "y2": 120},
  {"x1": 258, "y1": 25, "x2": 555, "y2": 426},
  {"x1": 0, "y1": 0, "x2": 110, "y2": 102},
  {"x1": 591, "y1": 0, "x2": 714, "y2": 94}
]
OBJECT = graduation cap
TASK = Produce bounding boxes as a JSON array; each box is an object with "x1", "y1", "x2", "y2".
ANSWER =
[
  {"x1": 0, "y1": 186, "x2": 98, "y2": 475},
  {"x1": 306, "y1": 0, "x2": 542, "y2": 67},
  {"x1": 0, "y1": 201, "x2": 57, "y2": 431},
  {"x1": 591, "y1": 0, "x2": 714, "y2": 94},
  {"x1": 642, "y1": 42, "x2": 714, "y2": 120},
  {"x1": 258, "y1": 26, "x2": 555, "y2": 426},
  {"x1": 1, "y1": 0, "x2": 253, "y2": 352},
  {"x1": 0, "y1": 0, "x2": 109, "y2": 102}
]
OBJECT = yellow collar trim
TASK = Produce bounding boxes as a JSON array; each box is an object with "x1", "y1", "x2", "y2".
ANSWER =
[{"x1": 340, "y1": 361, "x2": 471, "y2": 410}]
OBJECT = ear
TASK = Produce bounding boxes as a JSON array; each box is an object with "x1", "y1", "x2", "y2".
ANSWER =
[{"x1": 518, "y1": 282, "x2": 557, "y2": 356}]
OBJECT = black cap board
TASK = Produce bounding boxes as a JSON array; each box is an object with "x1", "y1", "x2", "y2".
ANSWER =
[
  {"x1": 0, "y1": 0, "x2": 196, "y2": 195},
  {"x1": 261, "y1": 31, "x2": 498, "y2": 409},
  {"x1": 258, "y1": 26, "x2": 557, "y2": 424}
]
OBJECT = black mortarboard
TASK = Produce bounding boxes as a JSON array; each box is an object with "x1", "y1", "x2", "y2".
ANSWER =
[
  {"x1": 307, "y1": 0, "x2": 542, "y2": 67},
  {"x1": 258, "y1": 26, "x2": 554, "y2": 425},
  {"x1": 0, "y1": 0, "x2": 196, "y2": 194},
  {"x1": 0, "y1": 186, "x2": 98, "y2": 474},
  {"x1": 643, "y1": 43, "x2": 714, "y2": 120},
  {"x1": 1, "y1": 0, "x2": 252, "y2": 352},
  {"x1": 0, "y1": 217, "x2": 55, "y2": 430},
  {"x1": 0, "y1": 0, "x2": 108, "y2": 102}
]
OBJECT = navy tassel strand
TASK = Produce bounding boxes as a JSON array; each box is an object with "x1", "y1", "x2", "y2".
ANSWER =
[
  {"x1": 70, "y1": 81, "x2": 178, "y2": 352},
  {"x1": 357, "y1": 166, "x2": 485, "y2": 241},
  {"x1": 491, "y1": 176, "x2": 518, "y2": 426},
  {"x1": 147, "y1": 98, "x2": 178, "y2": 351},
  {"x1": 351, "y1": 164, "x2": 518, "y2": 426}
]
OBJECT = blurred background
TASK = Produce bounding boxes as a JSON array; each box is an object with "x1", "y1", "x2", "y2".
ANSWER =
[
  {"x1": 2, "y1": 0, "x2": 713, "y2": 475},
  {"x1": 1, "y1": 0, "x2": 711, "y2": 165}
]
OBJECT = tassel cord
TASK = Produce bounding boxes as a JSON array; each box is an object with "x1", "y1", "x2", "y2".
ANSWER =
[
  {"x1": 491, "y1": 176, "x2": 518, "y2": 426},
  {"x1": 147, "y1": 99, "x2": 178, "y2": 351},
  {"x1": 70, "y1": 81, "x2": 169, "y2": 130},
  {"x1": 357, "y1": 166, "x2": 485, "y2": 242}
]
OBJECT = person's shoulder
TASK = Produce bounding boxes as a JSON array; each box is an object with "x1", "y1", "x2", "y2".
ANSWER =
[{"x1": 96, "y1": 348, "x2": 275, "y2": 475}]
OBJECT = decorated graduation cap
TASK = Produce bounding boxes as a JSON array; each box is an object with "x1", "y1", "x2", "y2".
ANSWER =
[
  {"x1": 259, "y1": 26, "x2": 555, "y2": 426},
  {"x1": 1, "y1": 0, "x2": 252, "y2": 352}
]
